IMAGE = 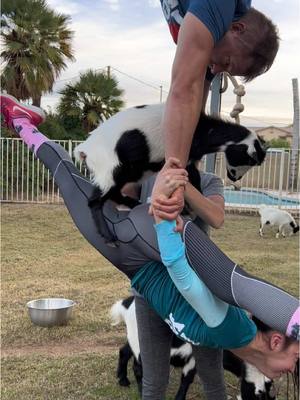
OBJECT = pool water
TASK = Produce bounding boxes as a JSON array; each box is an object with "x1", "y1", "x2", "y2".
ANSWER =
[{"x1": 224, "y1": 189, "x2": 300, "y2": 207}]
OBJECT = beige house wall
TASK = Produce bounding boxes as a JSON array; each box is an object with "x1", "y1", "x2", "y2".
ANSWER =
[{"x1": 255, "y1": 127, "x2": 292, "y2": 144}]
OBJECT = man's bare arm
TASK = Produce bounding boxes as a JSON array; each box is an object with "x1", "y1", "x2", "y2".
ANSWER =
[
  {"x1": 163, "y1": 12, "x2": 214, "y2": 166},
  {"x1": 184, "y1": 183, "x2": 224, "y2": 229}
]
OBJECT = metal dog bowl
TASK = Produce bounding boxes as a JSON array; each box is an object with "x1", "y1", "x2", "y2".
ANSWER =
[{"x1": 27, "y1": 298, "x2": 75, "y2": 327}]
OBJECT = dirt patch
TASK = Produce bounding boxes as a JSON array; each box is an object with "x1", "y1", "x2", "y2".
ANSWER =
[{"x1": 2, "y1": 333, "x2": 124, "y2": 358}]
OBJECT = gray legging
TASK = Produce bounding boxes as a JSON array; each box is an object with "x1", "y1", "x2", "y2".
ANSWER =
[
  {"x1": 36, "y1": 140, "x2": 299, "y2": 338},
  {"x1": 135, "y1": 295, "x2": 227, "y2": 400}
]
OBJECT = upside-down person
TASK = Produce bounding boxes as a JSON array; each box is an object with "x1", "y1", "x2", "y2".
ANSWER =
[
  {"x1": 153, "y1": 1, "x2": 280, "y2": 222},
  {"x1": 131, "y1": 165, "x2": 227, "y2": 399},
  {"x1": 1, "y1": 94, "x2": 299, "y2": 381}
]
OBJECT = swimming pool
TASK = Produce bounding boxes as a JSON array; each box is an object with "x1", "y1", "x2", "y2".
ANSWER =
[{"x1": 224, "y1": 189, "x2": 300, "y2": 208}]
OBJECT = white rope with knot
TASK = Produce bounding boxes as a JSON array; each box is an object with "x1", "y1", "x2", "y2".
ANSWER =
[{"x1": 220, "y1": 72, "x2": 246, "y2": 124}]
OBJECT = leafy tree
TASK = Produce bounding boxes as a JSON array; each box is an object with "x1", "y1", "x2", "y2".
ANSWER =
[
  {"x1": 39, "y1": 112, "x2": 86, "y2": 140},
  {"x1": 38, "y1": 112, "x2": 68, "y2": 140},
  {"x1": 1, "y1": 0, "x2": 75, "y2": 106},
  {"x1": 58, "y1": 69, "x2": 124, "y2": 134},
  {"x1": 267, "y1": 138, "x2": 290, "y2": 149}
]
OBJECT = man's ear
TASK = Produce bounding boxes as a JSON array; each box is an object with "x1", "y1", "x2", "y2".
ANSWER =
[
  {"x1": 270, "y1": 333, "x2": 285, "y2": 351},
  {"x1": 230, "y1": 22, "x2": 246, "y2": 35}
]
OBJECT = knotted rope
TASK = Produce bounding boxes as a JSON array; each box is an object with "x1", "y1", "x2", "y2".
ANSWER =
[{"x1": 220, "y1": 73, "x2": 246, "y2": 124}]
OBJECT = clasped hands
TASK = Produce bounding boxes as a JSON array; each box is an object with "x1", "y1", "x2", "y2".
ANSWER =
[{"x1": 150, "y1": 157, "x2": 189, "y2": 231}]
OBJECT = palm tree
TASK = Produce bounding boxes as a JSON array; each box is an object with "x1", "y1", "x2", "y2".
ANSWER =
[
  {"x1": 58, "y1": 69, "x2": 125, "y2": 134},
  {"x1": 1, "y1": 0, "x2": 75, "y2": 106}
]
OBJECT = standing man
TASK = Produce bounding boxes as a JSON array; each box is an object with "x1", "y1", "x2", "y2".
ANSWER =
[{"x1": 155, "y1": 1, "x2": 279, "y2": 211}]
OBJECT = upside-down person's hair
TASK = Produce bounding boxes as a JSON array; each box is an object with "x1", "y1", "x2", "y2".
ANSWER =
[
  {"x1": 252, "y1": 316, "x2": 299, "y2": 399},
  {"x1": 251, "y1": 315, "x2": 271, "y2": 332},
  {"x1": 252, "y1": 315, "x2": 296, "y2": 347},
  {"x1": 238, "y1": 7, "x2": 280, "y2": 82}
]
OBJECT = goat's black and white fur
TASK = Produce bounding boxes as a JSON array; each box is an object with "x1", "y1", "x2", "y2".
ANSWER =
[
  {"x1": 259, "y1": 205, "x2": 299, "y2": 238},
  {"x1": 110, "y1": 296, "x2": 275, "y2": 400},
  {"x1": 74, "y1": 103, "x2": 266, "y2": 205}
]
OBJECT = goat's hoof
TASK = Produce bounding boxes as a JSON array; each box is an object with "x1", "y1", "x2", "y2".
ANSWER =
[{"x1": 119, "y1": 378, "x2": 130, "y2": 387}]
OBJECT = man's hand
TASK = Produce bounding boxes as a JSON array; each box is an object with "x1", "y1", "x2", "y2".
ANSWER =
[
  {"x1": 152, "y1": 186, "x2": 185, "y2": 221},
  {"x1": 150, "y1": 157, "x2": 188, "y2": 221}
]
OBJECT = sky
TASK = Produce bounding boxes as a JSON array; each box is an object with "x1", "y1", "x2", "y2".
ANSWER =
[{"x1": 43, "y1": 0, "x2": 300, "y2": 127}]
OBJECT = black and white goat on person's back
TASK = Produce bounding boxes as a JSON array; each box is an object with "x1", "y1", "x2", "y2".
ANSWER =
[
  {"x1": 110, "y1": 296, "x2": 276, "y2": 400},
  {"x1": 74, "y1": 103, "x2": 266, "y2": 206}
]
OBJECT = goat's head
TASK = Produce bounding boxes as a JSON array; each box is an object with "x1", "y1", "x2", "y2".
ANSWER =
[{"x1": 224, "y1": 134, "x2": 267, "y2": 182}]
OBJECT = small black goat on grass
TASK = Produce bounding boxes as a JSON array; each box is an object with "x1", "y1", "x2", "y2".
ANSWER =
[
  {"x1": 74, "y1": 103, "x2": 266, "y2": 207},
  {"x1": 110, "y1": 296, "x2": 276, "y2": 400}
]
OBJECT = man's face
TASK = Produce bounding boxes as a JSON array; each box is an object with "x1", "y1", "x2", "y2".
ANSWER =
[{"x1": 210, "y1": 28, "x2": 253, "y2": 77}]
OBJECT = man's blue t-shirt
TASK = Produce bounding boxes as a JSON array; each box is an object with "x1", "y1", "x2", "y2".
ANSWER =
[{"x1": 160, "y1": 0, "x2": 251, "y2": 43}]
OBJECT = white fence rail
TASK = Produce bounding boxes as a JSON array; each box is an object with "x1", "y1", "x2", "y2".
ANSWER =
[
  {"x1": 1, "y1": 138, "x2": 85, "y2": 204},
  {"x1": 1, "y1": 138, "x2": 299, "y2": 213}
]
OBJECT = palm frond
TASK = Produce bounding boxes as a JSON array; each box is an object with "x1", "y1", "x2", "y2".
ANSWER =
[{"x1": 1, "y1": 0, "x2": 75, "y2": 105}]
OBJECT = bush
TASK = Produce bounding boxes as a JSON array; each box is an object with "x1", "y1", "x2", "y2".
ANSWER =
[
  {"x1": 39, "y1": 112, "x2": 85, "y2": 140},
  {"x1": 267, "y1": 138, "x2": 290, "y2": 149}
]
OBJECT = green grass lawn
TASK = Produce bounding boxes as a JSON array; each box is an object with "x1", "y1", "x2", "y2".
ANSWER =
[{"x1": 1, "y1": 204, "x2": 299, "y2": 399}]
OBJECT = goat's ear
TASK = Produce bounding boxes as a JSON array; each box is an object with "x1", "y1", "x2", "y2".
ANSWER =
[
  {"x1": 250, "y1": 152, "x2": 259, "y2": 163},
  {"x1": 257, "y1": 135, "x2": 269, "y2": 150},
  {"x1": 254, "y1": 139, "x2": 267, "y2": 164},
  {"x1": 79, "y1": 151, "x2": 87, "y2": 161}
]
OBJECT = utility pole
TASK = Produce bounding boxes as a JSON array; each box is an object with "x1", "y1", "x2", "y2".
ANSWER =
[
  {"x1": 107, "y1": 65, "x2": 111, "y2": 78},
  {"x1": 289, "y1": 78, "x2": 299, "y2": 190},
  {"x1": 159, "y1": 85, "x2": 163, "y2": 103}
]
